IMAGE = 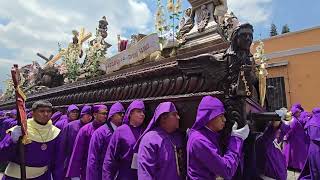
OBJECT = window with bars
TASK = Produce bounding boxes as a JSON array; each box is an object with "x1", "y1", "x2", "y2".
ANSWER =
[{"x1": 266, "y1": 77, "x2": 287, "y2": 111}]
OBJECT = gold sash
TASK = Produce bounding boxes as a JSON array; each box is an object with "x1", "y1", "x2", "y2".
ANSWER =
[{"x1": 5, "y1": 162, "x2": 48, "y2": 179}]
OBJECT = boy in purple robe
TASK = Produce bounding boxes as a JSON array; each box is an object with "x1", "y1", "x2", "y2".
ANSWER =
[
  {"x1": 283, "y1": 103, "x2": 309, "y2": 171},
  {"x1": 55, "y1": 105, "x2": 79, "y2": 129},
  {"x1": 299, "y1": 107, "x2": 320, "y2": 180},
  {"x1": 187, "y1": 96, "x2": 250, "y2": 180},
  {"x1": 103, "y1": 100, "x2": 145, "y2": 180},
  {"x1": 60, "y1": 105, "x2": 92, "y2": 178},
  {"x1": 137, "y1": 102, "x2": 186, "y2": 180},
  {"x1": 66, "y1": 105, "x2": 108, "y2": 180},
  {"x1": 0, "y1": 100, "x2": 63, "y2": 180},
  {"x1": 86, "y1": 102, "x2": 125, "y2": 180}
]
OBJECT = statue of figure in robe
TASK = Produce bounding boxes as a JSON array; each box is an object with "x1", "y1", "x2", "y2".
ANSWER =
[
  {"x1": 177, "y1": 8, "x2": 194, "y2": 43},
  {"x1": 214, "y1": 0, "x2": 229, "y2": 24}
]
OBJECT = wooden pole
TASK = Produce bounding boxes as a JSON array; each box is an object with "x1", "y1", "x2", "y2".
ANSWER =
[{"x1": 11, "y1": 64, "x2": 27, "y2": 180}]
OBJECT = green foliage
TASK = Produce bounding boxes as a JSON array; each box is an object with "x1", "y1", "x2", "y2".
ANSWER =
[
  {"x1": 270, "y1": 23, "x2": 278, "y2": 37},
  {"x1": 281, "y1": 24, "x2": 290, "y2": 34}
]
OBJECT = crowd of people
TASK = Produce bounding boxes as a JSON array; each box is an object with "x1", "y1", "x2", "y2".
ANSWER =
[{"x1": 0, "y1": 96, "x2": 319, "y2": 180}]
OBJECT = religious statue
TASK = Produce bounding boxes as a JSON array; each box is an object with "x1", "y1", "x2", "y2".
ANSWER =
[
  {"x1": 220, "y1": 23, "x2": 258, "y2": 132},
  {"x1": 127, "y1": 34, "x2": 147, "y2": 49},
  {"x1": 94, "y1": 16, "x2": 112, "y2": 53},
  {"x1": 223, "y1": 23, "x2": 255, "y2": 96},
  {"x1": 196, "y1": 5, "x2": 210, "y2": 32},
  {"x1": 82, "y1": 16, "x2": 112, "y2": 79},
  {"x1": 220, "y1": 12, "x2": 240, "y2": 40},
  {"x1": 213, "y1": 0, "x2": 228, "y2": 24},
  {"x1": 177, "y1": 8, "x2": 194, "y2": 44}
]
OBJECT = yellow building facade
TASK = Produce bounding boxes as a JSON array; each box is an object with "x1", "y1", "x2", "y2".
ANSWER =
[{"x1": 252, "y1": 26, "x2": 320, "y2": 111}]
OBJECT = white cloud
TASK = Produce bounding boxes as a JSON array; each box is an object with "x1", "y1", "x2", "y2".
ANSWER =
[
  {"x1": 0, "y1": 0, "x2": 153, "y2": 90},
  {"x1": 228, "y1": 0, "x2": 272, "y2": 24},
  {"x1": 0, "y1": 0, "x2": 272, "y2": 91}
]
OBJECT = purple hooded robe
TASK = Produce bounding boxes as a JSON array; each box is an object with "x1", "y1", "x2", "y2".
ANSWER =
[
  {"x1": 136, "y1": 102, "x2": 186, "y2": 180},
  {"x1": 256, "y1": 122, "x2": 290, "y2": 180},
  {"x1": 283, "y1": 103, "x2": 309, "y2": 170},
  {"x1": 187, "y1": 96, "x2": 244, "y2": 180},
  {"x1": 51, "y1": 111, "x2": 63, "y2": 125},
  {"x1": 0, "y1": 110, "x2": 17, "y2": 141},
  {"x1": 66, "y1": 105, "x2": 107, "y2": 179},
  {"x1": 55, "y1": 105, "x2": 79, "y2": 130},
  {"x1": 86, "y1": 102, "x2": 125, "y2": 180},
  {"x1": 102, "y1": 100, "x2": 145, "y2": 180},
  {"x1": 299, "y1": 108, "x2": 320, "y2": 180},
  {"x1": 60, "y1": 105, "x2": 92, "y2": 178}
]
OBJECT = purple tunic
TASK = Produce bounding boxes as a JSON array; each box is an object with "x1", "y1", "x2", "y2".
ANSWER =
[
  {"x1": 283, "y1": 116, "x2": 309, "y2": 170},
  {"x1": 136, "y1": 102, "x2": 185, "y2": 180},
  {"x1": 0, "y1": 118, "x2": 17, "y2": 141},
  {"x1": 60, "y1": 120, "x2": 86, "y2": 177},
  {"x1": 138, "y1": 128, "x2": 185, "y2": 180},
  {"x1": 299, "y1": 108, "x2": 320, "y2": 180},
  {"x1": 66, "y1": 120, "x2": 104, "y2": 179},
  {"x1": 256, "y1": 123, "x2": 290, "y2": 180},
  {"x1": 60, "y1": 105, "x2": 92, "y2": 177},
  {"x1": 103, "y1": 100, "x2": 145, "y2": 180},
  {"x1": 0, "y1": 110, "x2": 17, "y2": 140},
  {"x1": 53, "y1": 115, "x2": 67, "y2": 126},
  {"x1": 55, "y1": 105, "x2": 79, "y2": 130},
  {"x1": 187, "y1": 96, "x2": 243, "y2": 179},
  {"x1": 0, "y1": 133, "x2": 64, "y2": 180},
  {"x1": 51, "y1": 111, "x2": 63, "y2": 125},
  {"x1": 86, "y1": 102, "x2": 125, "y2": 180}
]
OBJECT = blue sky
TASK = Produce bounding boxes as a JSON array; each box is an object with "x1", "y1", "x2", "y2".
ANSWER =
[{"x1": 0, "y1": 0, "x2": 320, "y2": 93}]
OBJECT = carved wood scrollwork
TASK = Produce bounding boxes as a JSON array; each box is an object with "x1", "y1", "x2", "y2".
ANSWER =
[{"x1": 177, "y1": 53, "x2": 227, "y2": 92}]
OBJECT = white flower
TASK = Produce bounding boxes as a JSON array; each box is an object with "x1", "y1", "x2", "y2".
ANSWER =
[
  {"x1": 175, "y1": 0, "x2": 182, "y2": 13},
  {"x1": 256, "y1": 46, "x2": 262, "y2": 52},
  {"x1": 262, "y1": 56, "x2": 267, "y2": 62},
  {"x1": 167, "y1": 0, "x2": 174, "y2": 13},
  {"x1": 253, "y1": 53, "x2": 260, "y2": 59}
]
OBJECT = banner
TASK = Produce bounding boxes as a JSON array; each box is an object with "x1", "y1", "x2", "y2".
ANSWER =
[{"x1": 103, "y1": 33, "x2": 160, "y2": 74}]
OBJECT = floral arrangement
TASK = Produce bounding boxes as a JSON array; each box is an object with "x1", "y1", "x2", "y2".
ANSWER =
[
  {"x1": 155, "y1": 0, "x2": 183, "y2": 48},
  {"x1": 253, "y1": 40, "x2": 269, "y2": 107},
  {"x1": 57, "y1": 42, "x2": 82, "y2": 83},
  {"x1": 83, "y1": 40, "x2": 106, "y2": 78}
]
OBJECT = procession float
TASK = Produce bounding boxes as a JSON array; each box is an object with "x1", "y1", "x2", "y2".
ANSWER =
[{"x1": 0, "y1": 0, "x2": 275, "y2": 178}]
